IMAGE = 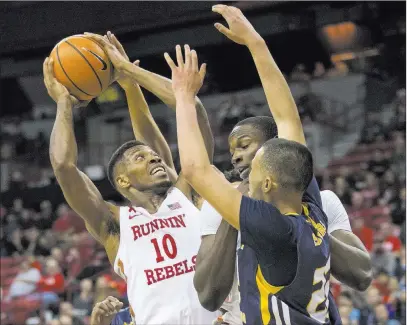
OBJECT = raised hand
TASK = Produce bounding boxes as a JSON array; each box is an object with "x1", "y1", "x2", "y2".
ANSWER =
[
  {"x1": 84, "y1": 32, "x2": 131, "y2": 75},
  {"x1": 212, "y1": 4, "x2": 261, "y2": 46},
  {"x1": 43, "y1": 57, "x2": 89, "y2": 108},
  {"x1": 105, "y1": 31, "x2": 140, "y2": 86},
  {"x1": 164, "y1": 44, "x2": 206, "y2": 98},
  {"x1": 106, "y1": 31, "x2": 130, "y2": 62}
]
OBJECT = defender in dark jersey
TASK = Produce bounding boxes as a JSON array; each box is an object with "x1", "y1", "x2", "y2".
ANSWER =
[
  {"x1": 163, "y1": 13, "x2": 340, "y2": 325},
  {"x1": 239, "y1": 173, "x2": 330, "y2": 325}
]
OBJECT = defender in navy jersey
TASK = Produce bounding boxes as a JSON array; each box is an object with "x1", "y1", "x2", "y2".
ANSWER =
[
  {"x1": 238, "y1": 177, "x2": 331, "y2": 325},
  {"x1": 164, "y1": 29, "x2": 340, "y2": 325}
]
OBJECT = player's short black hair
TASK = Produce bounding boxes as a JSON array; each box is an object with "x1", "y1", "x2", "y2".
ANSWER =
[
  {"x1": 107, "y1": 140, "x2": 146, "y2": 189},
  {"x1": 260, "y1": 138, "x2": 313, "y2": 192},
  {"x1": 231, "y1": 116, "x2": 278, "y2": 141}
]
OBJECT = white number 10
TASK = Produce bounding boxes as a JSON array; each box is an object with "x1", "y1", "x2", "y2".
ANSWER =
[{"x1": 307, "y1": 257, "x2": 330, "y2": 323}]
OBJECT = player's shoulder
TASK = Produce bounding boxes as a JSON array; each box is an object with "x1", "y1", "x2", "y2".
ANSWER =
[
  {"x1": 320, "y1": 190, "x2": 351, "y2": 233},
  {"x1": 165, "y1": 184, "x2": 202, "y2": 214},
  {"x1": 305, "y1": 200, "x2": 328, "y2": 228},
  {"x1": 241, "y1": 196, "x2": 281, "y2": 217},
  {"x1": 167, "y1": 184, "x2": 189, "y2": 200},
  {"x1": 320, "y1": 190, "x2": 340, "y2": 204}
]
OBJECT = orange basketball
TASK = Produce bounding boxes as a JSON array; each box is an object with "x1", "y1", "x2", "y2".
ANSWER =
[{"x1": 50, "y1": 35, "x2": 113, "y2": 101}]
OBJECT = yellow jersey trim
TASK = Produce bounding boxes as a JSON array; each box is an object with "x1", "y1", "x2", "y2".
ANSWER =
[{"x1": 256, "y1": 266, "x2": 285, "y2": 325}]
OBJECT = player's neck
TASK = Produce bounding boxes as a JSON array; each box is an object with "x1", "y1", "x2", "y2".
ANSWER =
[
  {"x1": 269, "y1": 192, "x2": 303, "y2": 215},
  {"x1": 128, "y1": 188, "x2": 167, "y2": 214}
]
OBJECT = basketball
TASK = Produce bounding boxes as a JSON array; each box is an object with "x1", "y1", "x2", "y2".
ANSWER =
[{"x1": 50, "y1": 34, "x2": 113, "y2": 101}]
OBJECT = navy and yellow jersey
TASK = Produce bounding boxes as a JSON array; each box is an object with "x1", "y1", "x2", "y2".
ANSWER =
[
  {"x1": 111, "y1": 308, "x2": 134, "y2": 325},
  {"x1": 328, "y1": 293, "x2": 342, "y2": 325},
  {"x1": 238, "y1": 178, "x2": 340, "y2": 325}
]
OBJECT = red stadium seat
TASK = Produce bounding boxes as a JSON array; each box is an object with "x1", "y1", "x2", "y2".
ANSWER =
[
  {"x1": 2, "y1": 299, "x2": 42, "y2": 325},
  {"x1": 349, "y1": 141, "x2": 396, "y2": 155},
  {"x1": 326, "y1": 164, "x2": 363, "y2": 176},
  {"x1": 349, "y1": 206, "x2": 390, "y2": 226},
  {"x1": 0, "y1": 266, "x2": 20, "y2": 278},
  {"x1": 329, "y1": 153, "x2": 372, "y2": 166},
  {"x1": 1, "y1": 277, "x2": 15, "y2": 288}
]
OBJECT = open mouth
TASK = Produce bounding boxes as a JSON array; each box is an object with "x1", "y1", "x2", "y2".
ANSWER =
[{"x1": 150, "y1": 165, "x2": 166, "y2": 176}]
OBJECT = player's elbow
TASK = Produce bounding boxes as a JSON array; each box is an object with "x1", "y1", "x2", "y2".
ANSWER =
[
  {"x1": 193, "y1": 271, "x2": 224, "y2": 312},
  {"x1": 196, "y1": 289, "x2": 223, "y2": 312},
  {"x1": 181, "y1": 160, "x2": 194, "y2": 177},
  {"x1": 181, "y1": 161, "x2": 206, "y2": 182},
  {"x1": 348, "y1": 261, "x2": 373, "y2": 291},
  {"x1": 355, "y1": 269, "x2": 373, "y2": 291},
  {"x1": 194, "y1": 274, "x2": 231, "y2": 312},
  {"x1": 199, "y1": 297, "x2": 221, "y2": 312},
  {"x1": 52, "y1": 160, "x2": 76, "y2": 174},
  {"x1": 51, "y1": 161, "x2": 79, "y2": 186},
  {"x1": 356, "y1": 253, "x2": 373, "y2": 291}
]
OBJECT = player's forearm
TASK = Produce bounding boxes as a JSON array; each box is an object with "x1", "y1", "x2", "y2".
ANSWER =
[
  {"x1": 175, "y1": 94, "x2": 211, "y2": 178},
  {"x1": 123, "y1": 64, "x2": 214, "y2": 161},
  {"x1": 247, "y1": 39, "x2": 297, "y2": 120},
  {"x1": 123, "y1": 63, "x2": 177, "y2": 107},
  {"x1": 247, "y1": 39, "x2": 305, "y2": 143},
  {"x1": 194, "y1": 221, "x2": 238, "y2": 311},
  {"x1": 329, "y1": 234, "x2": 372, "y2": 291},
  {"x1": 50, "y1": 96, "x2": 78, "y2": 171},
  {"x1": 121, "y1": 82, "x2": 175, "y2": 169}
]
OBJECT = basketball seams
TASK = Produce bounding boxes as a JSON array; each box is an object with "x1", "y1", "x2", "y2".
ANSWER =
[
  {"x1": 55, "y1": 44, "x2": 94, "y2": 97},
  {"x1": 77, "y1": 35, "x2": 113, "y2": 82},
  {"x1": 51, "y1": 34, "x2": 112, "y2": 100},
  {"x1": 65, "y1": 40, "x2": 103, "y2": 91}
]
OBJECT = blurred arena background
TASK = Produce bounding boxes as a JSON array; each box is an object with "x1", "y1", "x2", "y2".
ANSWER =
[{"x1": 0, "y1": 1, "x2": 405, "y2": 324}]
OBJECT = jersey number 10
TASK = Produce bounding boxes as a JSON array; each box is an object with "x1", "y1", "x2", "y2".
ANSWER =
[{"x1": 151, "y1": 234, "x2": 178, "y2": 263}]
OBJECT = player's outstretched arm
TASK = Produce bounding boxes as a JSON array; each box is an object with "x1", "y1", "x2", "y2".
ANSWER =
[
  {"x1": 104, "y1": 32, "x2": 177, "y2": 182},
  {"x1": 85, "y1": 32, "x2": 214, "y2": 164},
  {"x1": 44, "y1": 57, "x2": 115, "y2": 247},
  {"x1": 165, "y1": 45, "x2": 242, "y2": 229},
  {"x1": 213, "y1": 5, "x2": 305, "y2": 145}
]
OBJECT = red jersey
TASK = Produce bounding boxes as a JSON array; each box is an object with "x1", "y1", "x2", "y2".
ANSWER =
[{"x1": 37, "y1": 273, "x2": 65, "y2": 293}]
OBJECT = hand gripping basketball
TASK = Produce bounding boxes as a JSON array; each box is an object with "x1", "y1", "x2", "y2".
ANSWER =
[
  {"x1": 105, "y1": 31, "x2": 140, "y2": 87},
  {"x1": 43, "y1": 57, "x2": 90, "y2": 108},
  {"x1": 85, "y1": 32, "x2": 133, "y2": 79}
]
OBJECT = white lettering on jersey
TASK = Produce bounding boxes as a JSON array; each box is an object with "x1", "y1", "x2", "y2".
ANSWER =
[{"x1": 114, "y1": 187, "x2": 216, "y2": 325}]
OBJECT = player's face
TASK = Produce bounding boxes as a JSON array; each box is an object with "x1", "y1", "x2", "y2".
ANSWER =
[
  {"x1": 248, "y1": 150, "x2": 264, "y2": 199},
  {"x1": 123, "y1": 146, "x2": 171, "y2": 191},
  {"x1": 229, "y1": 126, "x2": 264, "y2": 180},
  {"x1": 248, "y1": 149, "x2": 275, "y2": 201}
]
